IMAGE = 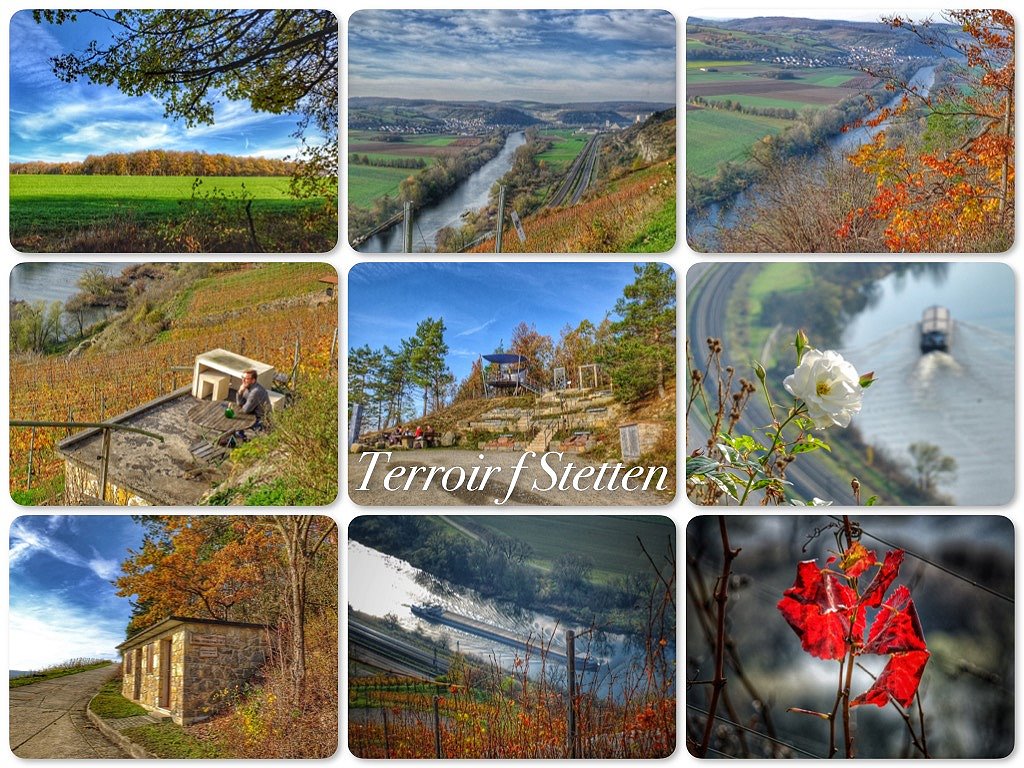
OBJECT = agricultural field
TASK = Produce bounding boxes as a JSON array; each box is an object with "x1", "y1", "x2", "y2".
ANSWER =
[
  {"x1": 346, "y1": 132, "x2": 474, "y2": 209},
  {"x1": 535, "y1": 130, "x2": 589, "y2": 172},
  {"x1": 687, "y1": 64, "x2": 865, "y2": 105},
  {"x1": 686, "y1": 109, "x2": 792, "y2": 176},
  {"x1": 445, "y1": 515, "x2": 674, "y2": 583},
  {"x1": 9, "y1": 263, "x2": 338, "y2": 501},
  {"x1": 348, "y1": 165, "x2": 415, "y2": 207},
  {"x1": 9, "y1": 175, "x2": 333, "y2": 252}
]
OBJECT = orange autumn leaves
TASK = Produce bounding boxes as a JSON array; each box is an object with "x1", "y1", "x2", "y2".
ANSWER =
[
  {"x1": 778, "y1": 542, "x2": 929, "y2": 709},
  {"x1": 837, "y1": 10, "x2": 1014, "y2": 251},
  {"x1": 116, "y1": 516, "x2": 279, "y2": 631}
]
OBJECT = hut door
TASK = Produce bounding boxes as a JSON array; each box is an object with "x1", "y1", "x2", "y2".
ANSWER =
[
  {"x1": 158, "y1": 639, "x2": 172, "y2": 709},
  {"x1": 133, "y1": 649, "x2": 142, "y2": 699}
]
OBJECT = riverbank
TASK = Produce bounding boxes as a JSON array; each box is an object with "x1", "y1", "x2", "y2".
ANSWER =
[{"x1": 349, "y1": 130, "x2": 515, "y2": 250}]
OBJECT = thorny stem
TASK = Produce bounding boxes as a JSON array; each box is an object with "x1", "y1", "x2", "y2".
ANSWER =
[
  {"x1": 841, "y1": 646, "x2": 856, "y2": 758},
  {"x1": 736, "y1": 403, "x2": 806, "y2": 506},
  {"x1": 697, "y1": 517, "x2": 741, "y2": 758}
]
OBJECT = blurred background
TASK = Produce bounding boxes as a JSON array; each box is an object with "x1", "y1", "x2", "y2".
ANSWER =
[{"x1": 686, "y1": 515, "x2": 1013, "y2": 758}]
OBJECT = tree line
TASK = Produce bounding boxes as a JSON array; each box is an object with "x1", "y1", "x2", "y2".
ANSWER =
[
  {"x1": 349, "y1": 153, "x2": 427, "y2": 169},
  {"x1": 11, "y1": 149, "x2": 297, "y2": 177},
  {"x1": 349, "y1": 264, "x2": 676, "y2": 430},
  {"x1": 688, "y1": 95, "x2": 800, "y2": 120}
]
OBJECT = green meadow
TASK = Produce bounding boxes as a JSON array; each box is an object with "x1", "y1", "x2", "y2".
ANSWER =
[
  {"x1": 9, "y1": 175, "x2": 301, "y2": 235},
  {"x1": 686, "y1": 109, "x2": 792, "y2": 176}
]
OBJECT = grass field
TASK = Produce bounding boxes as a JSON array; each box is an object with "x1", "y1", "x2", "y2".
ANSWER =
[
  {"x1": 348, "y1": 164, "x2": 414, "y2": 207},
  {"x1": 686, "y1": 108, "x2": 791, "y2": 176},
  {"x1": 536, "y1": 131, "x2": 588, "y2": 172},
  {"x1": 9, "y1": 175, "x2": 302, "y2": 235},
  {"x1": 445, "y1": 515, "x2": 675, "y2": 584},
  {"x1": 347, "y1": 133, "x2": 462, "y2": 209}
]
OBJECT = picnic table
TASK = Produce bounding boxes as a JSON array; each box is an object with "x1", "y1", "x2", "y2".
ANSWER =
[{"x1": 188, "y1": 400, "x2": 256, "y2": 435}]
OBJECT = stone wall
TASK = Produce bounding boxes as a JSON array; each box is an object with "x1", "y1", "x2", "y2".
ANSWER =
[
  {"x1": 121, "y1": 622, "x2": 268, "y2": 725},
  {"x1": 181, "y1": 625, "x2": 269, "y2": 724},
  {"x1": 120, "y1": 627, "x2": 186, "y2": 721},
  {"x1": 65, "y1": 459, "x2": 151, "y2": 506}
]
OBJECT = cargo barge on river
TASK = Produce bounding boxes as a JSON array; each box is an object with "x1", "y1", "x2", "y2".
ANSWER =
[{"x1": 411, "y1": 603, "x2": 600, "y2": 670}]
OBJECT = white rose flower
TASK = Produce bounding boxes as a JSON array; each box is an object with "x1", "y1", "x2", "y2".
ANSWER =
[{"x1": 783, "y1": 348, "x2": 863, "y2": 429}]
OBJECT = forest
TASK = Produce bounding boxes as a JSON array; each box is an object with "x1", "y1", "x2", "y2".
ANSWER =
[{"x1": 11, "y1": 150, "x2": 297, "y2": 177}]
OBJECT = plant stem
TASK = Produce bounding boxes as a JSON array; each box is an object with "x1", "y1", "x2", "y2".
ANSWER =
[
  {"x1": 842, "y1": 647, "x2": 856, "y2": 757},
  {"x1": 697, "y1": 517, "x2": 741, "y2": 758}
]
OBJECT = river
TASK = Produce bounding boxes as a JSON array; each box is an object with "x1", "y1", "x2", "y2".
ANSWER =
[
  {"x1": 10, "y1": 262, "x2": 140, "y2": 333},
  {"x1": 356, "y1": 131, "x2": 527, "y2": 253},
  {"x1": 348, "y1": 540, "x2": 664, "y2": 699},
  {"x1": 687, "y1": 65, "x2": 937, "y2": 247},
  {"x1": 837, "y1": 263, "x2": 1013, "y2": 505},
  {"x1": 10, "y1": 262, "x2": 139, "y2": 304}
]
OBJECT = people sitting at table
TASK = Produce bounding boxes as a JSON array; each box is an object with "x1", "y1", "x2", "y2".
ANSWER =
[
  {"x1": 423, "y1": 424, "x2": 436, "y2": 447},
  {"x1": 413, "y1": 425, "x2": 424, "y2": 448}
]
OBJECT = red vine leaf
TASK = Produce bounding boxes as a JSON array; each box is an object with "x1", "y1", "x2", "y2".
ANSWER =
[
  {"x1": 860, "y1": 548, "x2": 905, "y2": 607},
  {"x1": 862, "y1": 585, "x2": 928, "y2": 655},
  {"x1": 851, "y1": 650, "x2": 930, "y2": 708},
  {"x1": 839, "y1": 541, "x2": 877, "y2": 579},
  {"x1": 777, "y1": 560, "x2": 864, "y2": 660}
]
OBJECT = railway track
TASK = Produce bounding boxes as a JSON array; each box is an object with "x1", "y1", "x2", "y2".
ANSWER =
[
  {"x1": 547, "y1": 134, "x2": 601, "y2": 208},
  {"x1": 687, "y1": 262, "x2": 856, "y2": 505}
]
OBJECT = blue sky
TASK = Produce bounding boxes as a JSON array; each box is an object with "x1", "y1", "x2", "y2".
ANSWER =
[
  {"x1": 9, "y1": 516, "x2": 143, "y2": 670},
  {"x1": 348, "y1": 262, "x2": 673, "y2": 382},
  {"x1": 9, "y1": 10, "x2": 306, "y2": 163},
  {"x1": 348, "y1": 10, "x2": 676, "y2": 103}
]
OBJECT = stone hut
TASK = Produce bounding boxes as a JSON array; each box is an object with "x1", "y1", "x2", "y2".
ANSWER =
[{"x1": 116, "y1": 616, "x2": 270, "y2": 725}]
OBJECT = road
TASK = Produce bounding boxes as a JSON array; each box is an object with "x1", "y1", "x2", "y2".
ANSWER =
[
  {"x1": 10, "y1": 663, "x2": 127, "y2": 758},
  {"x1": 547, "y1": 134, "x2": 601, "y2": 208},
  {"x1": 686, "y1": 262, "x2": 856, "y2": 505},
  {"x1": 349, "y1": 618, "x2": 450, "y2": 678}
]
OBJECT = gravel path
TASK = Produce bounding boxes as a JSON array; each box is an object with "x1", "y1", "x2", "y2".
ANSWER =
[
  {"x1": 10, "y1": 663, "x2": 128, "y2": 758},
  {"x1": 348, "y1": 449, "x2": 672, "y2": 506}
]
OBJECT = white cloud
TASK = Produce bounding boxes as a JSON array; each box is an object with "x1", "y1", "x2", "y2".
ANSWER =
[
  {"x1": 9, "y1": 519, "x2": 121, "y2": 582},
  {"x1": 9, "y1": 593, "x2": 124, "y2": 670},
  {"x1": 455, "y1": 318, "x2": 497, "y2": 337}
]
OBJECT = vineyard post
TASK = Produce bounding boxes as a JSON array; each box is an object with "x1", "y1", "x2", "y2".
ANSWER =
[
  {"x1": 292, "y1": 338, "x2": 300, "y2": 392},
  {"x1": 381, "y1": 706, "x2": 391, "y2": 758},
  {"x1": 100, "y1": 394, "x2": 106, "y2": 421},
  {"x1": 495, "y1": 184, "x2": 507, "y2": 254},
  {"x1": 403, "y1": 202, "x2": 413, "y2": 254},
  {"x1": 99, "y1": 427, "x2": 112, "y2": 502},
  {"x1": 567, "y1": 629, "x2": 577, "y2": 758},
  {"x1": 330, "y1": 327, "x2": 338, "y2": 369},
  {"x1": 433, "y1": 695, "x2": 442, "y2": 758},
  {"x1": 66, "y1": 405, "x2": 72, "y2": 437},
  {"x1": 26, "y1": 427, "x2": 36, "y2": 490}
]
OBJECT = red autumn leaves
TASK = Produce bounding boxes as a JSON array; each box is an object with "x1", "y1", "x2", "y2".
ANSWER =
[{"x1": 778, "y1": 542, "x2": 929, "y2": 708}]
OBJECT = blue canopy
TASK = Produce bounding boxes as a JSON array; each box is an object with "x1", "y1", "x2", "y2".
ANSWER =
[{"x1": 483, "y1": 353, "x2": 526, "y2": 365}]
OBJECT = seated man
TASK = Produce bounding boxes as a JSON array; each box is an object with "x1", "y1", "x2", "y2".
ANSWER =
[{"x1": 234, "y1": 368, "x2": 270, "y2": 438}]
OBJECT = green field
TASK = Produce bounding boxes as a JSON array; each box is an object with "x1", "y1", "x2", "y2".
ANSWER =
[
  {"x1": 10, "y1": 175, "x2": 301, "y2": 235},
  {"x1": 536, "y1": 132, "x2": 588, "y2": 172},
  {"x1": 445, "y1": 515, "x2": 675, "y2": 584},
  {"x1": 347, "y1": 133, "x2": 460, "y2": 208},
  {"x1": 686, "y1": 109, "x2": 792, "y2": 176},
  {"x1": 347, "y1": 165, "x2": 413, "y2": 207}
]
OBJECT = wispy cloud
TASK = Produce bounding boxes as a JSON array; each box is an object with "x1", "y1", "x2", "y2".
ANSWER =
[
  {"x1": 455, "y1": 317, "x2": 497, "y2": 337},
  {"x1": 10, "y1": 519, "x2": 121, "y2": 582}
]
